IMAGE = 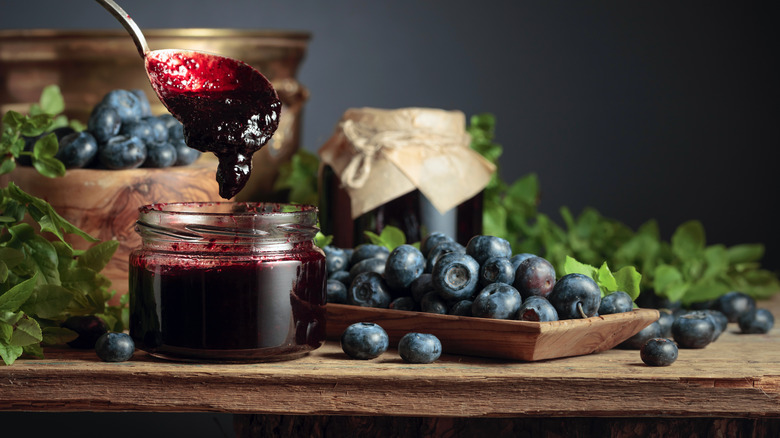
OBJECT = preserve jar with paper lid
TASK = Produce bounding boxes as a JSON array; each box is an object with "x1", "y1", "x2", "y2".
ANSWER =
[
  {"x1": 318, "y1": 107, "x2": 496, "y2": 248},
  {"x1": 128, "y1": 202, "x2": 326, "y2": 363}
]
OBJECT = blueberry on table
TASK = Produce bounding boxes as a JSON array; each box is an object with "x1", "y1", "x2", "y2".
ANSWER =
[
  {"x1": 479, "y1": 256, "x2": 515, "y2": 287},
  {"x1": 143, "y1": 141, "x2": 178, "y2": 168},
  {"x1": 513, "y1": 256, "x2": 557, "y2": 299},
  {"x1": 618, "y1": 321, "x2": 662, "y2": 350},
  {"x1": 95, "y1": 332, "x2": 135, "y2": 362},
  {"x1": 389, "y1": 296, "x2": 417, "y2": 311},
  {"x1": 701, "y1": 310, "x2": 728, "y2": 341},
  {"x1": 340, "y1": 322, "x2": 389, "y2": 360},
  {"x1": 471, "y1": 283, "x2": 522, "y2": 319},
  {"x1": 420, "y1": 232, "x2": 453, "y2": 259},
  {"x1": 515, "y1": 296, "x2": 558, "y2": 322},
  {"x1": 99, "y1": 89, "x2": 144, "y2": 123},
  {"x1": 323, "y1": 246, "x2": 349, "y2": 274},
  {"x1": 465, "y1": 235, "x2": 512, "y2": 265},
  {"x1": 547, "y1": 273, "x2": 601, "y2": 319},
  {"x1": 172, "y1": 138, "x2": 202, "y2": 166},
  {"x1": 55, "y1": 131, "x2": 98, "y2": 169},
  {"x1": 350, "y1": 244, "x2": 390, "y2": 266},
  {"x1": 61, "y1": 315, "x2": 108, "y2": 349},
  {"x1": 738, "y1": 308, "x2": 774, "y2": 334},
  {"x1": 656, "y1": 309, "x2": 675, "y2": 338},
  {"x1": 326, "y1": 279, "x2": 348, "y2": 304},
  {"x1": 98, "y1": 135, "x2": 147, "y2": 170},
  {"x1": 640, "y1": 338, "x2": 678, "y2": 366},
  {"x1": 384, "y1": 244, "x2": 425, "y2": 292},
  {"x1": 347, "y1": 271, "x2": 392, "y2": 308},
  {"x1": 425, "y1": 240, "x2": 465, "y2": 273},
  {"x1": 398, "y1": 332, "x2": 442, "y2": 364},
  {"x1": 87, "y1": 104, "x2": 122, "y2": 143},
  {"x1": 431, "y1": 252, "x2": 480, "y2": 301},
  {"x1": 672, "y1": 312, "x2": 716, "y2": 348},
  {"x1": 598, "y1": 291, "x2": 634, "y2": 315},
  {"x1": 714, "y1": 291, "x2": 756, "y2": 322},
  {"x1": 420, "y1": 291, "x2": 448, "y2": 314}
]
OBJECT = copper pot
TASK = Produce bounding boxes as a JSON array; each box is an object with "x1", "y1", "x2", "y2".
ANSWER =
[{"x1": 0, "y1": 28, "x2": 311, "y2": 200}]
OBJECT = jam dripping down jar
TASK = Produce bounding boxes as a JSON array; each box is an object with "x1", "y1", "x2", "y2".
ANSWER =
[{"x1": 129, "y1": 202, "x2": 326, "y2": 362}]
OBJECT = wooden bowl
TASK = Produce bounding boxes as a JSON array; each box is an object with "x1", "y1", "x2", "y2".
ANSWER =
[
  {"x1": 0, "y1": 158, "x2": 224, "y2": 304},
  {"x1": 326, "y1": 304, "x2": 660, "y2": 361}
]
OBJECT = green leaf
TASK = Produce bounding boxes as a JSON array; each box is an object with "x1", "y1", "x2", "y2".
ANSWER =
[
  {"x1": 562, "y1": 255, "x2": 598, "y2": 278},
  {"x1": 596, "y1": 262, "x2": 618, "y2": 294},
  {"x1": 671, "y1": 220, "x2": 706, "y2": 260},
  {"x1": 0, "y1": 274, "x2": 38, "y2": 312},
  {"x1": 364, "y1": 225, "x2": 407, "y2": 251},
  {"x1": 10, "y1": 315, "x2": 42, "y2": 346},
  {"x1": 0, "y1": 343, "x2": 23, "y2": 365},
  {"x1": 0, "y1": 247, "x2": 25, "y2": 269},
  {"x1": 32, "y1": 132, "x2": 58, "y2": 159},
  {"x1": 0, "y1": 158, "x2": 16, "y2": 175},
  {"x1": 0, "y1": 321, "x2": 11, "y2": 342},
  {"x1": 5, "y1": 182, "x2": 96, "y2": 243},
  {"x1": 42, "y1": 326, "x2": 78, "y2": 346},
  {"x1": 21, "y1": 284, "x2": 74, "y2": 318},
  {"x1": 1, "y1": 111, "x2": 24, "y2": 131},
  {"x1": 0, "y1": 310, "x2": 24, "y2": 325},
  {"x1": 20, "y1": 114, "x2": 52, "y2": 137},
  {"x1": 314, "y1": 232, "x2": 333, "y2": 249},
  {"x1": 22, "y1": 342, "x2": 44, "y2": 359},
  {"x1": 76, "y1": 240, "x2": 119, "y2": 272},
  {"x1": 23, "y1": 234, "x2": 61, "y2": 285},
  {"x1": 613, "y1": 265, "x2": 642, "y2": 301},
  {"x1": 39, "y1": 84, "x2": 65, "y2": 115},
  {"x1": 727, "y1": 244, "x2": 764, "y2": 264},
  {"x1": 32, "y1": 155, "x2": 66, "y2": 178},
  {"x1": 0, "y1": 261, "x2": 7, "y2": 283}
]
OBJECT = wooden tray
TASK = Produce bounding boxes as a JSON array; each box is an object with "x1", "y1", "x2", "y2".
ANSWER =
[{"x1": 325, "y1": 304, "x2": 660, "y2": 361}]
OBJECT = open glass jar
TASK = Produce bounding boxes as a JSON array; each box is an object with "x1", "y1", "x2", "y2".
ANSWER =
[{"x1": 128, "y1": 202, "x2": 326, "y2": 363}]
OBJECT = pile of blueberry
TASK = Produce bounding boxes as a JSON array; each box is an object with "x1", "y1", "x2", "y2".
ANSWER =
[
  {"x1": 23, "y1": 89, "x2": 201, "y2": 170},
  {"x1": 325, "y1": 232, "x2": 775, "y2": 366}
]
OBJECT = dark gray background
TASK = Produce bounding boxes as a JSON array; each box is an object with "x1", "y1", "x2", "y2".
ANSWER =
[{"x1": 1, "y1": 1, "x2": 778, "y2": 435}]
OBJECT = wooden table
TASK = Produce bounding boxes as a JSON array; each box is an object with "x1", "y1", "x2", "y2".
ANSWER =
[{"x1": 2, "y1": 295, "x2": 779, "y2": 437}]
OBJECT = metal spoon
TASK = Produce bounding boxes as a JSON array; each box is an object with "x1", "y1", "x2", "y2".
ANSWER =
[{"x1": 94, "y1": 0, "x2": 149, "y2": 58}]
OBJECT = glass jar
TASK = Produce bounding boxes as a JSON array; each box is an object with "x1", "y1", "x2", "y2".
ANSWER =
[{"x1": 128, "y1": 202, "x2": 326, "y2": 363}]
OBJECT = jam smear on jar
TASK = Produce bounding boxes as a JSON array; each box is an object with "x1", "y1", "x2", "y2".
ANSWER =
[{"x1": 145, "y1": 50, "x2": 281, "y2": 199}]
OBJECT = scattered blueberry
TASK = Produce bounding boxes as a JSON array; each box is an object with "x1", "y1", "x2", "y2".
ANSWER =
[
  {"x1": 714, "y1": 291, "x2": 756, "y2": 322},
  {"x1": 656, "y1": 309, "x2": 675, "y2": 338},
  {"x1": 340, "y1": 322, "x2": 389, "y2": 360},
  {"x1": 326, "y1": 279, "x2": 348, "y2": 304},
  {"x1": 431, "y1": 252, "x2": 480, "y2": 301},
  {"x1": 465, "y1": 234, "x2": 512, "y2": 265},
  {"x1": 672, "y1": 312, "x2": 716, "y2": 349},
  {"x1": 55, "y1": 131, "x2": 98, "y2": 168},
  {"x1": 398, "y1": 332, "x2": 442, "y2": 364},
  {"x1": 702, "y1": 309, "x2": 729, "y2": 341},
  {"x1": 515, "y1": 296, "x2": 559, "y2": 322},
  {"x1": 98, "y1": 135, "x2": 147, "y2": 169},
  {"x1": 738, "y1": 308, "x2": 774, "y2": 334},
  {"x1": 598, "y1": 291, "x2": 634, "y2": 315},
  {"x1": 479, "y1": 256, "x2": 515, "y2": 287},
  {"x1": 384, "y1": 244, "x2": 425, "y2": 293},
  {"x1": 471, "y1": 283, "x2": 522, "y2": 319},
  {"x1": 547, "y1": 273, "x2": 601, "y2": 319},
  {"x1": 95, "y1": 332, "x2": 135, "y2": 362},
  {"x1": 640, "y1": 338, "x2": 678, "y2": 366},
  {"x1": 513, "y1": 256, "x2": 557, "y2": 299},
  {"x1": 62, "y1": 315, "x2": 108, "y2": 349},
  {"x1": 618, "y1": 321, "x2": 662, "y2": 350},
  {"x1": 347, "y1": 271, "x2": 392, "y2": 308}
]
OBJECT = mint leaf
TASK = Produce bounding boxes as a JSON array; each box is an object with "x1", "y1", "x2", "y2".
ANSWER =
[
  {"x1": 0, "y1": 159, "x2": 16, "y2": 175},
  {"x1": 562, "y1": 255, "x2": 598, "y2": 278},
  {"x1": 364, "y1": 225, "x2": 407, "y2": 251},
  {"x1": 0, "y1": 274, "x2": 38, "y2": 312},
  {"x1": 314, "y1": 231, "x2": 333, "y2": 249},
  {"x1": 32, "y1": 155, "x2": 66, "y2": 178},
  {"x1": 42, "y1": 326, "x2": 78, "y2": 345},
  {"x1": 32, "y1": 132, "x2": 58, "y2": 160},
  {"x1": 0, "y1": 321, "x2": 11, "y2": 343},
  {"x1": 596, "y1": 262, "x2": 619, "y2": 294},
  {"x1": 671, "y1": 220, "x2": 706, "y2": 260},
  {"x1": 21, "y1": 284, "x2": 73, "y2": 319},
  {"x1": 22, "y1": 343, "x2": 44, "y2": 359},
  {"x1": 5, "y1": 182, "x2": 96, "y2": 242},
  {"x1": 20, "y1": 113, "x2": 52, "y2": 137},
  {"x1": 727, "y1": 244, "x2": 764, "y2": 264},
  {"x1": 39, "y1": 84, "x2": 65, "y2": 115},
  {"x1": 77, "y1": 240, "x2": 119, "y2": 272},
  {"x1": 0, "y1": 343, "x2": 23, "y2": 365},
  {"x1": 613, "y1": 265, "x2": 642, "y2": 300},
  {"x1": 1, "y1": 111, "x2": 24, "y2": 131},
  {"x1": 9, "y1": 315, "x2": 42, "y2": 347}
]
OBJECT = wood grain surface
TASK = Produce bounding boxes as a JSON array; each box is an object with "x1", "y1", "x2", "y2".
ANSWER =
[{"x1": 1, "y1": 295, "x2": 779, "y2": 419}]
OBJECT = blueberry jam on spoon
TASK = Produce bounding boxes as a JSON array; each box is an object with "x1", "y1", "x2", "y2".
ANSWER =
[
  {"x1": 145, "y1": 50, "x2": 281, "y2": 198},
  {"x1": 95, "y1": 0, "x2": 280, "y2": 199}
]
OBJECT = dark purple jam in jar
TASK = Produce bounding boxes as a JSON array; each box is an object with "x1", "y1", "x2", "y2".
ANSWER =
[{"x1": 129, "y1": 202, "x2": 326, "y2": 362}]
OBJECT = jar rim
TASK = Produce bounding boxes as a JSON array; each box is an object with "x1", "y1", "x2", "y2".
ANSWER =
[{"x1": 139, "y1": 201, "x2": 318, "y2": 217}]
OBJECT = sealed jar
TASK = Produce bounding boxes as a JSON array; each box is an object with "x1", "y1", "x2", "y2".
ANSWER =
[{"x1": 129, "y1": 202, "x2": 326, "y2": 362}]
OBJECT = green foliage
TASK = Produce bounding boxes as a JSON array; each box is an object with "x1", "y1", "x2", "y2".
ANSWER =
[
  {"x1": 364, "y1": 226, "x2": 419, "y2": 251},
  {"x1": 561, "y1": 256, "x2": 642, "y2": 300},
  {"x1": 0, "y1": 86, "x2": 122, "y2": 365},
  {"x1": 273, "y1": 149, "x2": 320, "y2": 206}
]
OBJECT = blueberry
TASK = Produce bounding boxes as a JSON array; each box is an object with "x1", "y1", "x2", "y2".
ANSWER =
[
  {"x1": 55, "y1": 131, "x2": 98, "y2": 168},
  {"x1": 61, "y1": 315, "x2": 108, "y2": 349},
  {"x1": 87, "y1": 104, "x2": 122, "y2": 143},
  {"x1": 143, "y1": 141, "x2": 178, "y2": 168},
  {"x1": 120, "y1": 119, "x2": 155, "y2": 145},
  {"x1": 449, "y1": 299, "x2": 473, "y2": 316},
  {"x1": 98, "y1": 135, "x2": 147, "y2": 169},
  {"x1": 471, "y1": 283, "x2": 522, "y2": 319},
  {"x1": 420, "y1": 232, "x2": 453, "y2": 259},
  {"x1": 738, "y1": 308, "x2": 774, "y2": 334},
  {"x1": 548, "y1": 273, "x2": 601, "y2": 319},
  {"x1": 465, "y1": 235, "x2": 512, "y2": 265},
  {"x1": 515, "y1": 296, "x2": 559, "y2": 322},
  {"x1": 384, "y1": 244, "x2": 425, "y2": 293},
  {"x1": 158, "y1": 113, "x2": 179, "y2": 130},
  {"x1": 702, "y1": 310, "x2": 728, "y2": 341},
  {"x1": 348, "y1": 257, "x2": 386, "y2": 285},
  {"x1": 323, "y1": 245, "x2": 349, "y2": 274},
  {"x1": 714, "y1": 291, "x2": 756, "y2": 322},
  {"x1": 167, "y1": 119, "x2": 185, "y2": 140},
  {"x1": 51, "y1": 126, "x2": 77, "y2": 141},
  {"x1": 329, "y1": 270, "x2": 351, "y2": 287},
  {"x1": 425, "y1": 240, "x2": 465, "y2": 273},
  {"x1": 420, "y1": 291, "x2": 448, "y2": 314},
  {"x1": 130, "y1": 88, "x2": 153, "y2": 117},
  {"x1": 350, "y1": 244, "x2": 390, "y2": 266},
  {"x1": 340, "y1": 322, "x2": 389, "y2": 360},
  {"x1": 640, "y1": 338, "x2": 678, "y2": 366},
  {"x1": 618, "y1": 321, "x2": 662, "y2": 350},
  {"x1": 143, "y1": 116, "x2": 169, "y2": 142},
  {"x1": 326, "y1": 279, "x2": 347, "y2": 304},
  {"x1": 94, "y1": 332, "x2": 135, "y2": 362},
  {"x1": 510, "y1": 253, "x2": 536, "y2": 271},
  {"x1": 16, "y1": 134, "x2": 40, "y2": 166},
  {"x1": 513, "y1": 256, "x2": 557, "y2": 299},
  {"x1": 389, "y1": 296, "x2": 417, "y2": 311},
  {"x1": 410, "y1": 273, "x2": 435, "y2": 303},
  {"x1": 672, "y1": 312, "x2": 716, "y2": 349},
  {"x1": 657, "y1": 309, "x2": 675, "y2": 338},
  {"x1": 431, "y1": 252, "x2": 480, "y2": 301},
  {"x1": 99, "y1": 89, "x2": 144, "y2": 123},
  {"x1": 172, "y1": 138, "x2": 202, "y2": 166},
  {"x1": 398, "y1": 332, "x2": 442, "y2": 364},
  {"x1": 347, "y1": 271, "x2": 392, "y2": 308},
  {"x1": 598, "y1": 291, "x2": 634, "y2": 315},
  {"x1": 479, "y1": 256, "x2": 515, "y2": 287}
]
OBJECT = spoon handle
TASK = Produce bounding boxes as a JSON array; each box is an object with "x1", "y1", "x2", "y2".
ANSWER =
[{"x1": 95, "y1": 0, "x2": 150, "y2": 58}]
